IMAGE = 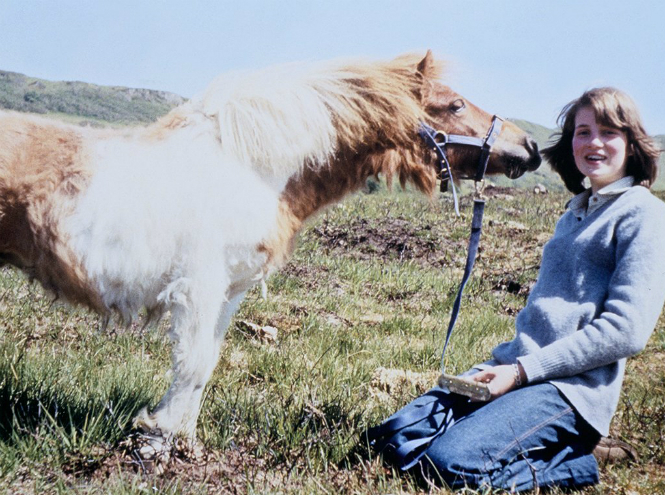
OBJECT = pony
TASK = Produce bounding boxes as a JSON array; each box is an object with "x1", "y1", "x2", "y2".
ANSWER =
[{"x1": 0, "y1": 51, "x2": 541, "y2": 456}]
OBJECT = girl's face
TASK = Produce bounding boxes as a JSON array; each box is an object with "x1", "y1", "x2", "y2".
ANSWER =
[{"x1": 572, "y1": 106, "x2": 629, "y2": 193}]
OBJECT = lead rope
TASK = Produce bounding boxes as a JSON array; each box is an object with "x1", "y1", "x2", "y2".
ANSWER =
[
  {"x1": 365, "y1": 124, "x2": 498, "y2": 469},
  {"x1": 439, "y1": 181, "x2": 486, "y2": 373},
  {"x1": 367, "y1": 181, "x2": 485, "y2": 471},
  {"x1": 365, "y1": 184, "x2": 488, "y2": 471}
]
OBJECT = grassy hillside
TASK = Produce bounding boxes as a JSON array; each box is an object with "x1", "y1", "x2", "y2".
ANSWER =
[
  {"x1": 490, "y1": 119, "x2": 566, "y2": 191},
  {"x1": 1, "y1": 188, "x2": 663, "y2": 493},
  {"x1": 0, "y1": 70, "x2": 184, "y2": 126}
]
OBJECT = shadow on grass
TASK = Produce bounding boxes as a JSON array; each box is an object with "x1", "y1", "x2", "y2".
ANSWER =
[{"x1": 0, "y1": 365, "x2": 153, "y2": 447}]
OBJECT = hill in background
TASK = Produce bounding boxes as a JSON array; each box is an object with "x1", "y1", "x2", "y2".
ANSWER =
[
  {"x1": 1, "y1": 69, "x2": 663, "y2": 190},
  {"x1": 0, "y1": 70, "x2": 184, "y2": 126},
  {"x1": 492, "y1": 119, "x2": 564, "y2": 191}
]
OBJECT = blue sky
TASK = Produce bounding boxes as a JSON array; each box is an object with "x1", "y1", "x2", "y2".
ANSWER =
[{"x1": 2, "y1": 0, "x2": 664, "y2": 133}]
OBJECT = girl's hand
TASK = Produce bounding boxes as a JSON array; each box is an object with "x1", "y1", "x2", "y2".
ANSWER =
[{"x1": 472, "y1": 364, "x2": 525, "y2": 400}]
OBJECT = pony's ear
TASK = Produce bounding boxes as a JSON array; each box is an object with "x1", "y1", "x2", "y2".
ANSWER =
[
  {"x1": 413, "y1": 50, "x2": 439, "y2": 102},
  {"x1": 416, "y1": 50, "x2": 437, "y2": 79}
]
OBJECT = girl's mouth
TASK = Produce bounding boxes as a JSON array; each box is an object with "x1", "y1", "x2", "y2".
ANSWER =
[{"x1": 585, "y1": 154, "x2": 606, "y2": 162}]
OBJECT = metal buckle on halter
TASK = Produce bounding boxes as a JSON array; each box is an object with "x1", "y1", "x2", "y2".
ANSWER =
[
  {"x1": 432, "y1": 129, "x2": 449, "y2": 145},
  {"x1": 432, "y1": 131, "x2": 452, "y2": 190}
]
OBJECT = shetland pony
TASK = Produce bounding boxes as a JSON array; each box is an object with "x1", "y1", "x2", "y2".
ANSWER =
[{"x1": 0, "y1": 51, "x2": 541, "y2": 453}]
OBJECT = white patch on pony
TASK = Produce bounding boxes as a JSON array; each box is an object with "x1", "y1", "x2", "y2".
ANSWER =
[{"x1": 65, "y1": 117, "x2": 280, "y2": 321}]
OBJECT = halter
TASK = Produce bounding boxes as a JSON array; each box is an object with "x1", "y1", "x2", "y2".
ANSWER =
[{"x1": 418, "y1": 115, "x2": 504, "y2": 215}]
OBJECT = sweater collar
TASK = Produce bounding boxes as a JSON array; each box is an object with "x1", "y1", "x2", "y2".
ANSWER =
[{"x1": 568, "y1": 176, "x2": 635, "y2": 220}]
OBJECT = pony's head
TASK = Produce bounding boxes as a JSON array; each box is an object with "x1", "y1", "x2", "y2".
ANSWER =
[
  {"x1": 187, "y1": 51, "x2": 539, "y2": 189},
  {"x1": 269, "y1": 52, "x2": 543, "y2": 222},
  {"x1": 416, "y1": 52, "x2": 541, "y2": 184}
]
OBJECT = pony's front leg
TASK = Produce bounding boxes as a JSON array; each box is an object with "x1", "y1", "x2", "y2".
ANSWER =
[{"x1": 134, "y1": 280, "x2": 227, "y2": 450}]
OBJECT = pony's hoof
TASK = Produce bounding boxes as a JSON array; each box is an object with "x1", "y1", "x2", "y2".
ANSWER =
[
  {"x1": 137, "y1": 434, "x2": 171, "y2": 461},
  {"x1": 120, "y1": 431, "x2": 172, "y2": 474},
  {"x1": 171, "y1": 436, "x2": 207, "y2": 464},
  {"x1": 121, "y1": 410, "x2": 173, "y2": 473},
  {"x1": 126, "y1": 408, "x2": 206, "y2": 471}
]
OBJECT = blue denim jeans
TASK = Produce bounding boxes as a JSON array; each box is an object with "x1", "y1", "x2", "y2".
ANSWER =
[{"x1": 367, "y1": 383, "x2": 600, "y2": 492}]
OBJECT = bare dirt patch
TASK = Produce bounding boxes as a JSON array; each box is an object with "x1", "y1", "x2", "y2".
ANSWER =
[
  {"x1": 367, "y1": 367, "x2": 439, "y2": 409},
  {"x1": 57, "y1": 437, "x2": 390, "y2": 495},
  {"x1": 312, "y1": 216, "x2": 464, "y2": 267},
  {"x1": 309, "y1": 188, "x2": 544, "y2": 300},
  {"x1": 60, "y1": 440, "x2": 282, "y2": 494}
]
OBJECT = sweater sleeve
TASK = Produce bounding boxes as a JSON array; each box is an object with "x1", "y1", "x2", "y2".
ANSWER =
[{"x1": 519, "y1": 200, "x2": 665, "y2": 383}]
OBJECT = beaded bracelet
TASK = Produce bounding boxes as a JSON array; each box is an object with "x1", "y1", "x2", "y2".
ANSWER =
[{"x1": 513, "y1": 363, "x2": 523, "y2": 387}]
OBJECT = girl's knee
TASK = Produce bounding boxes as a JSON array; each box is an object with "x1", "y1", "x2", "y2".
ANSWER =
[{"x1": 421, "y1": 435, "x2": 492, "y2": 486}]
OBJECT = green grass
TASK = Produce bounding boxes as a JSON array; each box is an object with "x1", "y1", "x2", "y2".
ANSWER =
[{"x1": 0, "y1": 187, "x2": 664, "y2": 494}]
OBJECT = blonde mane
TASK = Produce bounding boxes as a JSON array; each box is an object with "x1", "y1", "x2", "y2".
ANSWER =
[{"x1": 180, "y1": 54, "x2": 443, "y2": 178}]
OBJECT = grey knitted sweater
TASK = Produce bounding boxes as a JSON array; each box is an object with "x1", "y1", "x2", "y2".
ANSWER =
[{"x1": 489, "y1": 184, "x2": 665, "y2": 436}]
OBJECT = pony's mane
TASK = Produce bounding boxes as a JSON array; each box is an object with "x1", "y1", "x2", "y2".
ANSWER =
[{"x1": 175, "y1": 53, "x2": 443, "y2": 178}]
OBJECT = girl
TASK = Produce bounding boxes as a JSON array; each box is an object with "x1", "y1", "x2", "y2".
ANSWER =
[{"x1": 368, "y1": 87, "x2": 665, "y2": 491}]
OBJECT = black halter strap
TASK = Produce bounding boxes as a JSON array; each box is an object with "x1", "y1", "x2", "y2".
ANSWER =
[
  {"x1": 418, "y1": 115, "x2": 504, "y2": 373},
  {"x1": 439, "y1": 197, "x2": 484, "y2": 372}
]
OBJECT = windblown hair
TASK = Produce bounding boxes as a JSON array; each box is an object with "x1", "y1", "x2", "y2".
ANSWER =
[
  {"x1": 178, "y1": 54, "x2": 441, "y2": 179},
  {"x1": 543, "y1": 87, "x2": 661, "y2": 193}
]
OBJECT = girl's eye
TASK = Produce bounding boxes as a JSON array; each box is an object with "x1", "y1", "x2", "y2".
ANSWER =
[{"x1": 575, "y1": 130, "x2": 589, "y2": 137}]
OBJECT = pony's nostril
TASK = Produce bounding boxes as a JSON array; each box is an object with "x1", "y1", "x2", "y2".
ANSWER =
[
  {"x1": 525, "y1": 137, "x2": 539, "y2": 154},
  {"x1": 526, "y1": 138, "x2": 542, "y2": 169},
  {"x1": 532, "y1": 139, "x2": 539, "y2": 154}
]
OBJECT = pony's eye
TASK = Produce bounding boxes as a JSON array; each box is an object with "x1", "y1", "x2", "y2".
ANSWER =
[{"x1": 451, "y1": 99, "x2": 466, "y2": 113}]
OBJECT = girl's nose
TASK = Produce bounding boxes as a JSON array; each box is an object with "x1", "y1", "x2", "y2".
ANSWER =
[{"x1": 590, "y1": 133, "x2": 603, "y2": 147}]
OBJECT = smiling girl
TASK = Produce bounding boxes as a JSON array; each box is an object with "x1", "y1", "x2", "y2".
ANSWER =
[
  {"x1": 571, "y1": 106, "x2": 630, "y2": 190},
  {"x1": 368, "y1": 87, "x2": 665, "y2": 491}
]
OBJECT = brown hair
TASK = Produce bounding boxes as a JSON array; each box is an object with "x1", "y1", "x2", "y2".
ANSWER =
[{"x1": 542, "y1": 87, "x2": 661, "y2": 193}]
